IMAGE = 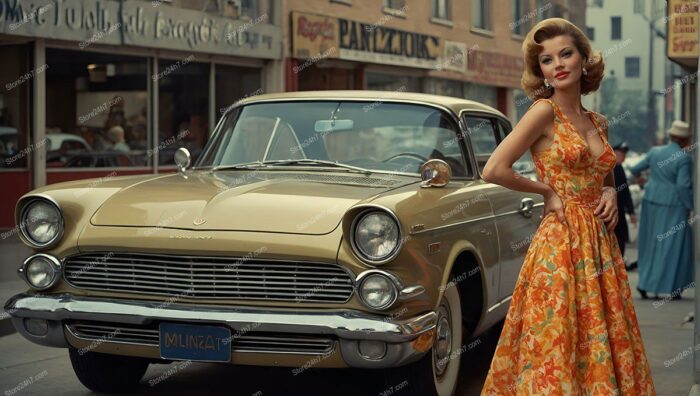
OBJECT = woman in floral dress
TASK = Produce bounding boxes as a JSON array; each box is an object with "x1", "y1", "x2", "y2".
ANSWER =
[{"x1": 479, "y1": 18, "x2": 655, "y2": 395}]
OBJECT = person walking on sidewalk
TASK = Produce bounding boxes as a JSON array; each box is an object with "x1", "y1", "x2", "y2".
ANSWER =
[
  {"x1": 630, "y1": 120, "x2": 694, "y2": 300},
  {"x1": 480, "y1": 18, "x2": 654, "y2": 394},
  {"x1": 612, "y1": 141, "x2": 637, "y2": 268}
]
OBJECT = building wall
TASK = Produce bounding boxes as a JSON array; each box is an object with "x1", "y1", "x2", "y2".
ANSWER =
[
  {"x1": 585, "y1": 0, "x2": 666, "y2": 93},
  {"x1": 283, "y1": 0, "x2": 579, "y2": 121}
]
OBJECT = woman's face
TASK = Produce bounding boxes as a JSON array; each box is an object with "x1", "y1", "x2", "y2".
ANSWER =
[{"x1": 537, "y1": 34, "x2": 585, "y2": 91}]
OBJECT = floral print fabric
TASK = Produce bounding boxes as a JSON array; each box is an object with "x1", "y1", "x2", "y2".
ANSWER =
[{"x1": 480, "y1": 98, "x2": 655, "y2": 395}]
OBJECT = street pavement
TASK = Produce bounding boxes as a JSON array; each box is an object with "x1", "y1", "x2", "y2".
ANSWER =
[{"x1": 0, "y1": 233, "x2": 697, "y2": 395}]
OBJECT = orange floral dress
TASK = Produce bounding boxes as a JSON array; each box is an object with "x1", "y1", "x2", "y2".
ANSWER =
[{"x1": 481, "y1": 98, "x2": 655, "y2": 395}]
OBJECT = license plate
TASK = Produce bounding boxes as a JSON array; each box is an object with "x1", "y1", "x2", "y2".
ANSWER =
[{"x1": 159, "y1": 323, "x2": 231, "y2": 362}]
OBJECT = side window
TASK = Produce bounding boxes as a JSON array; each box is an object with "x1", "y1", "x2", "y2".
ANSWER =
[
  {"x1": 463, "y1": 115, "x2": 498, "y2": 175},
  {"x1": 496, "y1": 121, "x2": 537, "y2": 178}
]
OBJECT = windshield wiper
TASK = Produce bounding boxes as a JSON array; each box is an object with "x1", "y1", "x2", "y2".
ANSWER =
[
  {"x1": 262, "y1": 159, "x2": 373, "y2": 174},
  {"x1": 210, "y1": 161, "x2": 267, "y2": 172}
]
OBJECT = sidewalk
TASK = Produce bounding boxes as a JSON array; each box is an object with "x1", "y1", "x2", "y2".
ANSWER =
[{"x1": 622, "y1": 247, "x2": 696, "y2": 396}]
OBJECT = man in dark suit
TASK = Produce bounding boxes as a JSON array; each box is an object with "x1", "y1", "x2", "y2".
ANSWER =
[{"x1": 612, "y1": 142, "x2": 637, "y2": 269}]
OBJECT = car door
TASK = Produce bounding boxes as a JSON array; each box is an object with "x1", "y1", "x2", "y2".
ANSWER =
[{"x1": 462, "y1": 113, "x2": 543, "y2": 300}]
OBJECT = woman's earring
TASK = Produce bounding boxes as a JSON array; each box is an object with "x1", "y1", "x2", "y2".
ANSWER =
[
  {"x1": 582, "y1": 66, "x2": 588, "y2": 76},
  {"x1": 544, "y1": 79, "x2": 551, "y2": 88}
]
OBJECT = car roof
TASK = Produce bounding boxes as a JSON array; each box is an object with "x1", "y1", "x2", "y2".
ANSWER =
[{"x1": 234, "y1": 90, "x2": 507, "y2": 119}]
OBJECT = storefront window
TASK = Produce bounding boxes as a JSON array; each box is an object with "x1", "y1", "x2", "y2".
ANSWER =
[
  {"x1": 157, "y1": 58, "x2": 209, "y2": 165},
  {"x1": 0, "y1": 44, "x2": 31, "y2": 169},
  {"x1": 464, "y1": 82, "x2": 498, "y2": 109},
  {"x1": 216, "y1": 64, "x2": 262, "y2": 120},
  {"x1": 366, "y1": 72, "x2": 421, "y2": 92},
  {"x1": 424, "y1": 78, "x2": 464, "y2": 98},
  {"x1": 45, "y1": 49, "x2": 149, "y2": 168}
]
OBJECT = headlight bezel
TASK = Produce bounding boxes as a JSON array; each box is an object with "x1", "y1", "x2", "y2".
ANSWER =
[
  {"x1": 356, "y1": 270, "x2": 400, "y2": 310},
  {"x1": 18, "y1": 196, "x2": 64, "y2": 249},
  {"x1": 349, "y1": 207, "x2": 403, "y2": 266},
  {"x1": 19, "y1": 253, "x2": 62, "y2": 291}
]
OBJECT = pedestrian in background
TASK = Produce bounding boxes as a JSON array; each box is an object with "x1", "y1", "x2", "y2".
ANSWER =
[
  {"x1": 611, "y1": 141, "x2": 637, "y2": 268},
  {"x1": 630, "y1": 120, "x2": 694, "y2": 300}
]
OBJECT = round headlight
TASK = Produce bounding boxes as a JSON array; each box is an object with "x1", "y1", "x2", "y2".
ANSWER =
[
  {"x1": 22, "y1": 254, "x2": 60, "y2": 290},
  {"x1": 352, "y1": 210, "x2": 400, "y2": 264},
  {"x1": 21, "y1": 199, "x2": 63, "y2": 247},
  {"x1": 359, "y1": 273, "x2": 397, "y2": 310}
]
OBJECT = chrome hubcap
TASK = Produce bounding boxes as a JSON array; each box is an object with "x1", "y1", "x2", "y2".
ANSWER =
[{"x1": 433, "y1": 304, "x2": 452, "y2": 377}]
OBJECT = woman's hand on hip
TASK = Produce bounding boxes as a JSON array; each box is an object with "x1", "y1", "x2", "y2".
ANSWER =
[
  {"x1": 542, "y1": 188, "x2": 567, "y2": 226},
  {"x1": 595, "y1": 186, "x2": 618, "y2": 232}
]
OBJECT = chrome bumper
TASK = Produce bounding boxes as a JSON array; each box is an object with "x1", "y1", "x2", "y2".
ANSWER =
[{"x1": 4, "y1": 293, "x2": 436, "y2": 368}]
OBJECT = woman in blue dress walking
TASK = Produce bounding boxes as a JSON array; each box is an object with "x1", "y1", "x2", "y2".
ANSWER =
[{"x1": 631, "y1": 120, "x2": 694, "y2": 299}]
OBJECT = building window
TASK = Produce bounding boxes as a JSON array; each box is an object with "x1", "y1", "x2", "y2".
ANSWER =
[
  {"x1": 216, "y1": 64, "x2": 263, "y2": 121},
  {"x1": 512, "y1": 0, "x2": 525, "y2": 35},
  {"x1": 366, "y1": 72, "x2": 420, "y2": 92},
  {"x1": 611, "y1": 16, "x2": 622, "y2": 40},
  {"x1": 0, "y1": 44, "x2": 31, "y2": 169},
  {"x1": 433, "y1": 0, "x2": 450, "y2": 20},
  {"x1": 45, "y1": 49, "x2": 149, "y2": 168},
  {"x1": 591, "y1": 0, "x2": 604, "y2": 7},
  {"x1": 537, "y1": 0, "x2": 553, "y2": 20},
  {"x1": 157, "y1": 58, "x2": 209, "y2": 166},
  {"x1": 586, "y1": 27, "x2": 595, "y2": 40},
  {"x1": 472, "y1": 0, "x2": 491, "y2": 30},
  {"x1": 384, "y1": 0, "x2": 406, "y2": 10},
  {"x1": 625, "y1": 57, "x2": 640, "y2": 78}
]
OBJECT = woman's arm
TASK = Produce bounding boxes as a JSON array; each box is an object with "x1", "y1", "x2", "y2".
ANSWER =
[
  {"x1": 481, "y1": 100, "x2": 554, "y2": 197},
  {"x1": 630, "y1": 151, "x2": 651, "y2": 177},
  {"x1": 592, "y1": 114, "x2": 618, "y2": 232},
  {"x1": 676, "y1": 156, "x2": 694, "y2": 211},
  {"x1": 482, "y1": 100, "x2": 568, "y2": 225}
]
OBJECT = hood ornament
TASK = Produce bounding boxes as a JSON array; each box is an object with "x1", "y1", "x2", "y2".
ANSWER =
[{"x1": 193, "y1": 218, "x2": 206, "y2": 226}]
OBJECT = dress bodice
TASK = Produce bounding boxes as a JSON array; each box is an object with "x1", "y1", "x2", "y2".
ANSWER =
[{"x1": 529, "y1": 98, "x2": 616, "y2": 210}]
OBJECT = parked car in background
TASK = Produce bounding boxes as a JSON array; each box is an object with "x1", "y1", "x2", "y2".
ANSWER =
[{"x1": 5, "y1": 91, "x2": 544, "y2": 396}]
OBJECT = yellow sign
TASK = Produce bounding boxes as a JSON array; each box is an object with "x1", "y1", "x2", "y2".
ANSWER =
[{"x1": 667, "y1": 0, "x2": 699, "y2": 60}]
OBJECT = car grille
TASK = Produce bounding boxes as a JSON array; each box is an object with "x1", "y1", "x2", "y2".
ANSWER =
[
  {"x1": 65, "y1": 322, "x2": 336, "y2": 355},
  {"x1": 63, "y1": 252, "x2": 355, "y2": 303}
]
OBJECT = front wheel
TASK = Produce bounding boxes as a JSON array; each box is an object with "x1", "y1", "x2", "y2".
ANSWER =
[
  {"x1": 68, "y1": 347, "x2": 150, "y2": 393},
  {"x1": 383, "y1": 283, "x2": 463, "y2": 396}
]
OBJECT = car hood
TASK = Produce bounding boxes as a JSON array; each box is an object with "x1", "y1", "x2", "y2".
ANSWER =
[{"x1": 90, "y1": 170, "x2": 417, "y2": 235}]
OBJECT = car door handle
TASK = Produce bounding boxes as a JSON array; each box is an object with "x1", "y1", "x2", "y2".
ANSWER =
[{"x1": 519, "y1": 197, "x2": 535, "y2": 217}]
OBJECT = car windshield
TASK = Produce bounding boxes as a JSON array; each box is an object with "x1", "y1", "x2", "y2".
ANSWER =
[{"x1": 196, "y1": 101, "x2": 470, "y2": 177}]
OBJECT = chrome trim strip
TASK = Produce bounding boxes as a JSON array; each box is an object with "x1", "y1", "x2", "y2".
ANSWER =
[
  {"x1": 492, "y1": 202, "x2": 544, "y2": 219},
  {"x1": 6, "y1": 293, "x2": 437, "y2": 343},
  {"x1": 487, "y1": 295, "x2": 512, "y2": 313},
  {"x1": 398, "y1": 285, "x2": 426, "y2": 301},
  {"x1": 409, "y1": 213, "x2": 497, "y2": 235},
  {"x1": 65, "y1": 324, "x2": 156, "y2": 347}
]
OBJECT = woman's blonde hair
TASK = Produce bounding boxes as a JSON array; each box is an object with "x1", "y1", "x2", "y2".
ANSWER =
[{"x1": 521, "y1": 18, "x2": 604, "y2": 100}]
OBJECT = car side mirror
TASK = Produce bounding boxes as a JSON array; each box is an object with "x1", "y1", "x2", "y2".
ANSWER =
[
  {"x1": 419, "y1": 159, "x2": 451, "y2": 188},
  {"x1": 174, "y1": 147, "x2": 191, "y2": 173}
]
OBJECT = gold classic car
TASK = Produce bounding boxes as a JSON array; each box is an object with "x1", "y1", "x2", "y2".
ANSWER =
[{"x1": 5, "y1": 91, "x2": 543, "y2": 396}]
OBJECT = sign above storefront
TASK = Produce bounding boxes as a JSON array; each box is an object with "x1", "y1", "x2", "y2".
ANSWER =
[
  {"x1": 666, "y1": 0, "x2": 698, "y2": 68},
  {"x1": 0, "y1": 0, "x2": 281, "y2": 59},
  {"x1": 467, "y1": 49, "x2": 524, "y2": 88},
  {"x1": 292, "y1": 11, "x2": 440, "y2": 69}
]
